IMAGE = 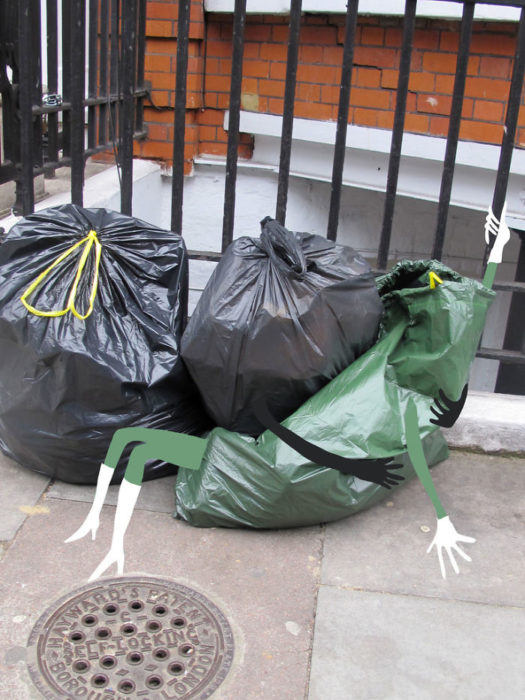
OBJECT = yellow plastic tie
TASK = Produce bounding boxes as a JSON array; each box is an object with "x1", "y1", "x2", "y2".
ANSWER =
[
  {"x1": 20, "y1": 229, "x2": 102, "y2": 321},
  {"x1": 429, "y1": 271, "x2": 443, "y2": 290}
]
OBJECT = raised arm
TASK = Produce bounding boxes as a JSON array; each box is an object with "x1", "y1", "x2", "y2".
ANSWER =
[{"x1": 483, "y1": 202, "x2": 511, "y2": 289}]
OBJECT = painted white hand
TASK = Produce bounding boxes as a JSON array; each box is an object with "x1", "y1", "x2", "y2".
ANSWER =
[
  {"x1": 485, "y1": 201, "x2": 511, "y2": 264},
  {"x1": 427, "y1": 516, "x2": 476, "y2": 579}
]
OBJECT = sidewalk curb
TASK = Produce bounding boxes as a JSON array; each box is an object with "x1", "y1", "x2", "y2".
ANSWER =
[{"x1": 446, "y1": 390, "x2": 525, "y2": 454}]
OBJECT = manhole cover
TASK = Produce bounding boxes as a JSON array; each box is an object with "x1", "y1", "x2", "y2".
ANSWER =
[{"x1": 27, "y1": 576, "x2": 235, "y2": 699}]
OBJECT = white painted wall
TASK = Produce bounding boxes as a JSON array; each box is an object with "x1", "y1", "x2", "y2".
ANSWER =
[{"x1": 205, "y1": 0, "x2": 522, "y2": 21}]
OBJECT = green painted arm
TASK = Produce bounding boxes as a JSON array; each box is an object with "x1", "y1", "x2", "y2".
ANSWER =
[
  {"x1": 482, "y1": 261, "x2": 497, "y2": 290},
  {"x1": 404, "y1": 398, "x2": 447, "y2": 520}
]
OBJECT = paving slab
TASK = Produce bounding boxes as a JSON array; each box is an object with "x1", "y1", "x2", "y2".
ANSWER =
[
  {"x1": 47, "y1": 473, "x2": 178, "y2": 513},
  {"x1": 0, "y1": 452, "x2": 50, "y2": 544},
  {"x1": 320, "y1": 451, "x2": 525, "y2": 607},
  {"x1": 308, "y1": 587, "x2": 525, "y2": 700},
  {"x1": 0, "y1": 498, "x2": 323, "y2": 699}
]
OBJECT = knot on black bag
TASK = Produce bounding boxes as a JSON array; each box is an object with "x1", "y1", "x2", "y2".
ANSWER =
[{"x1": 259, "y1": 216, "x2": 307, "y2": 276}]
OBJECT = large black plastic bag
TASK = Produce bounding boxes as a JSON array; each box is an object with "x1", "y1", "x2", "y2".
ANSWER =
[
  {"x1": 0, "y1": 204, "x2": 210, "y2": 483},
  {"x1": 181, "y1": 217, "x2": 383, "y2": 435}
]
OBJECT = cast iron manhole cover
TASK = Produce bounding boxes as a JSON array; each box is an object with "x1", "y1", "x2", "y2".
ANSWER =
[{"x1": 27, "y1": 576, "x2": 235, "y2": 699}]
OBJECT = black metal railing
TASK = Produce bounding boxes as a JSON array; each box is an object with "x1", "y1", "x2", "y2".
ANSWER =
[
  {"x1": 1, "y1": 1, "x2": 524, "y2": 392},
  {"x1": 0, "y1": 0, "x2": 147, "y2": 216},
  {"x1": 168, "y1": 0, "x2": 525, "y2": 395}
]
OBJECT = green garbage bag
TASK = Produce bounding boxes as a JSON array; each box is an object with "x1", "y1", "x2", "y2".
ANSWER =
[{"x1": 175, "y1": 260, "x2": 494, "y2": 529}]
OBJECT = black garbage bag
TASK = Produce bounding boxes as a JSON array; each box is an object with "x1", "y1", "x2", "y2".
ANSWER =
[
  {"x1": 181, "y1": 217, "x2": 383, "y2": 435},
  {"x1": 0, "y1": 204, "x2": 210, "y2": 483}
]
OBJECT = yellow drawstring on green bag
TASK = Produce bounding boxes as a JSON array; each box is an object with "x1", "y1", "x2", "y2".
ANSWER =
[
  {"x1": 429, "y1": 271, "x2": 443, "y2": 290},
  {"x1": 20, "y1": 229, "x2": 102, "y2": 321}
]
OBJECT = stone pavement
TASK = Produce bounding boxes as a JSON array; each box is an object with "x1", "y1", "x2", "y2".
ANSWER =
[{"x1": 0, "y1": 449, "x2": 524, "y2": 699}]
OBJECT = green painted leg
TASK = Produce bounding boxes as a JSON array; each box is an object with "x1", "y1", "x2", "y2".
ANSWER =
[
  {"x1": 104, "y1": 428, "x2": 208, "y2": 485},
  {"x1": 67, "y1": 429, "x2": 208, "y2": 578}
]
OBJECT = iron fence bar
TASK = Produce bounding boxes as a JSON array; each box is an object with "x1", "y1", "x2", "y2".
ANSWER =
[
  {"x1": 83, "y1": 129, "x2": 146, "y2": 156},
  {"x1": 326, "y1": 0, "x2": 359, "y2": 242},
  {"x1": 188, "y1": 251, "x2": 223, "y2": 261},
  {"x1": 17, "y1": 0, "x2": 35, "y2": 214},
  {"x1": 136, "y1": 0, "x2": 147, "y2": 134},
  {"x1": 31, "y1": 89, "x2": 147, "y2": 116},
  {"x1": 377, "y1": 0, "x2": 417, "y2": 266},
  {"x1": 171, "y1": 0, "x2": 191, "y2": 234},
  {"x1": 478, "y1": 348, "x2": 525, "y2": 364},
  {"x1": 275, "y1": 0, "x2": 302, "y2": 225},
  {"x1": 46, "y1": 0, "x2": 59, "y2": 168},
  {"x1": 432, "y1": 1, "x2": 474, "y2": 260},
  {"x1": 493, "y1": 279, "x2": 525, "y2": 292},
  {"x1": 0, "y1": 2, "x2": 19, "y2": 172},
  {"x1": 19, "y1": 129, "x2": 148, "y2": 177},
  {"x1": 99, "y1": 0, "x2": 110, "y2": 147},
  {"x1": 31, "y1": 1, "x2": 43, "y2": 172},
  {"x1": 483, "y1": 7, "x2": 525, "y2": 392},
  {"x1": 120, "y1": 0, "x2": 138, "y2": 214},
  {"x1": 109, "y1": 0, "x2": 120, "y2": 161},
  {"x1": 222, "y1": 0, "x2": 247, "y2": 252},
  {"x1": 489, "y1": 7, "x2": 525, "y2": 225},
  {"x1": 61, "y1": 0, "x2": 72, "y2": 159},
  {"x1": 87, "y1": 0, "x2": 98, "y2": 151},
  {"x1": 70, "y1": 0, "x2": 86, "y2": 205}
]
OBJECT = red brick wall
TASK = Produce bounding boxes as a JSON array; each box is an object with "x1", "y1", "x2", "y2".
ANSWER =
[
  {"x1": 132, "y1": 0, "x2": 205, "y2": 171},
  {"x1": 136, "y1": 4, "x2": 525, "y2": 171}
]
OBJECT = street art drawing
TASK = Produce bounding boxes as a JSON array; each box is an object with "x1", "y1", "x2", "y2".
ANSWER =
[{"x1": 65, "y1": 205, "x2": 511, "y2": 581}]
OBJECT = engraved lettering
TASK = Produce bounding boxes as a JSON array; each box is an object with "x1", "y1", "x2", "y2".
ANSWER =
[
  {"x1": 147, "y1": 589, "x2": 159, "y2": 603},
  {"x1": 50, "y1": 662, "x2": 66, "y2": 673},
  {"x1": 182, "y1": 673, "x2": 199, "y2": 688},
  {"x1": 113, "y1": 636, "x2": 127, "y2": 654},
  {"x1": 86, "y1": 640, "x2": 99, "y2": 660},
  {"x1": 138, "y1": 633, "x2": 151, "y2": 651},
  {"x1": 92, "y1": 593, "x2": 108, "y2": 606}
]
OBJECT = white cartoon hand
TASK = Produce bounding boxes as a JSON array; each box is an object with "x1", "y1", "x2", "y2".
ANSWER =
[
  {"x1": 427, "y1": 516, "x2": 476, "y2": 579},
  {"x1": 485, "y1": 201, "x2": 511, "y2": 264}
]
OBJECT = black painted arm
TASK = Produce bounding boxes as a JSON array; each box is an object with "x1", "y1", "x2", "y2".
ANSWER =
[{"x1": 253, "y1": 399, "x2": 404, "y2": 489}]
